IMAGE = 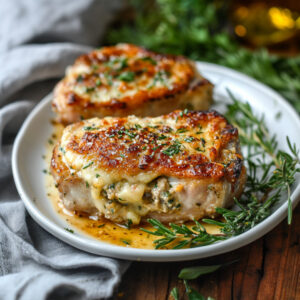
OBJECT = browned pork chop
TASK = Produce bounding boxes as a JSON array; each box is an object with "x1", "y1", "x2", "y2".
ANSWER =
[
  {"x1": 50, "y1": 110, "x2": 246, "y2": 225},
  {"x1": 52, "y1": 44, "x2": 213, "y2": 124}
]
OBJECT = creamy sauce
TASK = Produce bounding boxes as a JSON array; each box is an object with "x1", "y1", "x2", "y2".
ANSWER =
[{"x1": 44, "y1": 123, "x2": 221, "y2": 249}]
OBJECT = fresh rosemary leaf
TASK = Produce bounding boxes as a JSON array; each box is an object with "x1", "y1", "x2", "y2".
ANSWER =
[{"x1": 142, "y1": 219, "x2": 225, "y2": 249}]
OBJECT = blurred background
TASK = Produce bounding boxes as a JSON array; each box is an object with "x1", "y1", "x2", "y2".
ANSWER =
[{"x1": 104, "y1": 0, "x2": 300, "y2": 113}]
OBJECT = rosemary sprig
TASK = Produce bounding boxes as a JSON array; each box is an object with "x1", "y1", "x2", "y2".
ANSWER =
[
  {"x1": 224, "y1": 91, "x2": 300, "y2": 228},
  {"x1": 142, "y1": 92, "x2": 300, "y2": 249},
  {"x1": 141, "y1": 219, "x2": 226, "y2": 249}
]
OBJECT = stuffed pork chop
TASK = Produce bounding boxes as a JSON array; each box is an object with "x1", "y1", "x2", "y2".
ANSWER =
[
  {"x1": 52, "y1": 44, "x2": 213, "y2": 124},
  {"x1": 51, "y1": 110, "x2": 246, "y2": 225}
]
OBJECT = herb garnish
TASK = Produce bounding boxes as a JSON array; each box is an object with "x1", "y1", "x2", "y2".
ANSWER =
[
  {"x1": 141, "y1": 219, "x2": 225, "y2": 249},
  {"x1": 83, "y1": 126, "x2": 98, "y2": 131},
  {"x1": 82, "y1": 161, "x2": 94, "y2": 169},
  {"x1": 184, "y1": 137, "x2": 195, "y2": 143},
  {"x1": 162, "y1": 140, "x2": 181, "y2": 157},
  {"x1": 141, "y1": 56, "x2": 157, "y2": 65},
  {"x1": 104, "y1": 72, "x2": 113, "y2": 86},
  {"x1": 76, "y1": 74, "x2": 83, "y2": 82},
  {"x1": 176, "y1": 128, "x2": 188, "y2": 134},
  {"x1": 158, "y1": 135, "x2": 167, "y2": 140},
  {"x1": 118, "y1": 71, "x2": 135, "y2": 82},
  {"x1": 59, "y1": 146, "x2": 66, "y2": 154},
  {"x1": 124, "y1": 219, "x2": 133, "y2": 229},
  {"x1": 121, "y1": 239, "x2": 131, "y2": 245},
  {"x1": 85, "y1": 87, "x2": 95, "y2": 93},
  {"x1": 124, "y1": 129, "x2": 137, "y2": 139},
  {"x1": 64, "y1": 228, "x2": 74, "y2": 234},
  {"x1": 170, "y1": 261, "x2": 237, "y2": 300}
]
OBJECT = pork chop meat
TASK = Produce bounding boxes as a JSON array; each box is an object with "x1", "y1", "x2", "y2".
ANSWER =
[
  {"x1": 50, "y1": 110, "x2": 246, "y2": 225},
  {"x1": 52, "y1": 43, "x2": 213, "y2": 124}
]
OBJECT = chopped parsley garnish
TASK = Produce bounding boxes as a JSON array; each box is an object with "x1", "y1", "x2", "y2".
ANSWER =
[
  {"x1": 125, "y1": 219, "x2": 133, "y2": 229},
  {"x1": 96, "y1": 174, "x2": 100, "y2": 178},
  {"x1": 82, "y1": 161, "x2": 94, "y2": 169},
  {"x1": 98, "y1": 224, "x2": 105, "y2": 228},
  {"x1": 142, "y1": 146, "x2": 147, "y2": 150},
  {"x1": 176, "y1": 128, "x2": 188, "y2": 134},
  {"x1": 59, "y1": 146, "x2": 66, "y2": 154},
  {"x1": 64, "y1": 228, "x2": 74, "y2": 234},
  {"x1": 83, "y1": 126, "x2": 98, "y2": 131},
  {"x1": 184, "y1": 137, "x2": 195, "y2": 143},
  {"x1": 108, "y1": 183, "x2": 115, "y2": 189},
  {"x1": 106, "y1": 57, "x2": 128, "y2": 71},
  {"x1": 162, "y1": 141, "x2": 181, "y2": 156},
  {"x1": 158, "y1": 135, "x2": 167, "y2": 140},
  {"x1": 124, "y1": 129, "x2": 137, "y2": 138},
  {"x1": 135, "y1": 124, "x2": 142, "y2": 129},
  {"x1": 195, "y1": 147, "x2": 204, "y2": 152},
  {"x1": 91, "y1": 64, "x2": 99, "y2": 70},
  {"x1": 48, "y1": 139, "x2": 53, "y2": 145},
  {"x1": 118, "y1": 71, "x2": 135, "y2": 82},
  {"x1": 96, "y1": 79, "x2": 102, "y2": 86},
  {"x1": 152, "y1": 146, "x2": 160, "y2": 151},
  {"x1": 85, "y1": 181, "x2": 89, "y2": 188},
  {"x1": 85, "y1": 87, "x2": 95, "y2": 93},
  {"x1": 121, "y1": 239, "x2": 131, "y2": 245},
  {"x1": 104, "y1": 72, "x2": 113, "y2": 86},
  {"x1": 201, "y1": 138, "x2": 206, "y2": 146},
  {"x1": 116, "y1": 58, "x2": 128, "y2": 70},
  {"x1": 180, "y1": 109, "x2": 189, "y2": 117},
  {"x1": 76, "y1": 74, "x2": 84, "y2": 82},
  {"x1": 141, "y1": 56, "x2": 157, "y2": 65}
]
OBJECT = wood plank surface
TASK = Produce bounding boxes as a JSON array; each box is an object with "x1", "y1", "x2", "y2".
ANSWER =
[{"x1": 114, "y1": 204, "x2": 300, "y2": 300}]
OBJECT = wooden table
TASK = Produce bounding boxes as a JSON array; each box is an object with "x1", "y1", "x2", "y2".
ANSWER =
[{"x1": 114, "y1": 204, "x2": 300, "y2": 300}]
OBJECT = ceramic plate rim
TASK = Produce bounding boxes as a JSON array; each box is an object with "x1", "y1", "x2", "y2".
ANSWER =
[{"x1": 12, "y1": 62, "x2": 300, "y2": 262}]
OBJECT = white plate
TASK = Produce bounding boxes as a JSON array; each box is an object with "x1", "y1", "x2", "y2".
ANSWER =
[{"x1": 12, "y1": 62, "x2": 300, "y2": 262}]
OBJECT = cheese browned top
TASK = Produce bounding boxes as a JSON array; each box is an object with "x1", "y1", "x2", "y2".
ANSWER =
[
  {"x1": 52, "y1": 44, "x2": 213, "y2": 124},
  {"x1": 58, "y1": 110, "x2": 243, "y2": 186}
]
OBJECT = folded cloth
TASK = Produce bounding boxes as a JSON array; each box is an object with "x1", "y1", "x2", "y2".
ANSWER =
[{"x1": 0, "y1": 0, "x2": 130, "y2": 299}]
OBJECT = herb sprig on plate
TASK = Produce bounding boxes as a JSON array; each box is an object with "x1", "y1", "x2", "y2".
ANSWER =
[{"x1": 141, "y1": 92, "x2": 300, "y2": 249}]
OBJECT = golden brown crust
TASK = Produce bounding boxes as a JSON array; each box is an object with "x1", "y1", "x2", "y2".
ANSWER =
[
  {"x1": 62, "y1": 110, "x2": 243, "y2": 185},
  {"x1": 52, "y1": 44, "x2": 213, "y2": 124}
]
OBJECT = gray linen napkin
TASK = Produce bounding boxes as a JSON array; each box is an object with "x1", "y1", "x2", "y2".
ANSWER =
[{"x1": 0, "y1": 0, "x2": 131, "y2": 299}]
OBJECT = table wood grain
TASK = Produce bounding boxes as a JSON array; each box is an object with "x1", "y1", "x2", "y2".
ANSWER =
[{"x1": 114, "y1": 204, "x2": 300, "y2": 300}]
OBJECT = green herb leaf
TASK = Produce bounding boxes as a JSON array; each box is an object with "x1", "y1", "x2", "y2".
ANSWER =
[
  {"x1": 83, "y1": 126, "x2": 98, "y2": 131},
  {"x1": 141, "y1": 56, "x2": 157, "y2": 65},
  {"x1": 162, "y1": 141, "x2": 181, "y2": 156},
  {"x1": 118, "y1": 71, "x2": 135, "y2": 82},
  {"x1": 179, "y1": 265, "x2": 221, "y2": 280},
  {"x1": 82, "y1": 161, "x2": 94, "y2": 169}
]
